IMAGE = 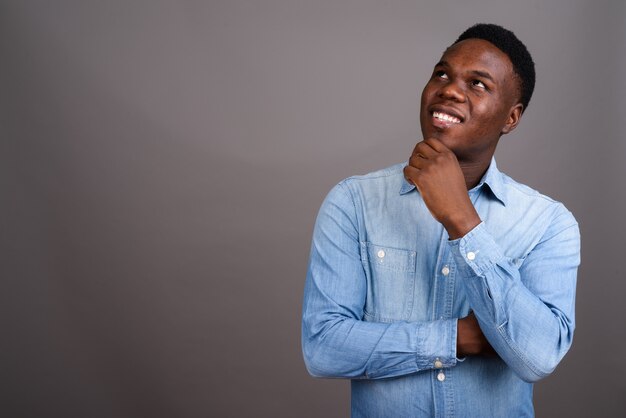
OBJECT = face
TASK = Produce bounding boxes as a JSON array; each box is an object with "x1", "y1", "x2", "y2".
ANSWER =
[{"x1": 420, "y1": 38, "x2": 523, "y2": 163}]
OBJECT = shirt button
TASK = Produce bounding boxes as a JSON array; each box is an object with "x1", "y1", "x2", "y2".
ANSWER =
[
  {"x1": 377, "y1": 250, "x2": 385, "y2": 258},
  {"x1": 441, "y1": 266, "x2": 450, "y2": 276},
  {"x1": 434, "y1": 360, "x2": 443, "y2": 369},
  {"x1": 437, "y1": 372, "x2": 445, "y2": 382},
  {"x1": 466, "y1": 251, "x2": 476, "y2": 261}
]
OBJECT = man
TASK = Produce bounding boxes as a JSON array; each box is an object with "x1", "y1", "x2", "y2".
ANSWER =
[{"x1": 301, "y1": 23, "x2": 580, "y2": 417}]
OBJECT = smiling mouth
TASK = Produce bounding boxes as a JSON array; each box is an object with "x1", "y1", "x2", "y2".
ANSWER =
[{"x1": 432, "y1": 111, "x2": 462, "y2": 124}]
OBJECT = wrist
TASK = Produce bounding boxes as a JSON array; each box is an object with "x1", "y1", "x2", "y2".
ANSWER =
[{"x1": 443, "y1": 210, "x2": 481, "y2": 240}]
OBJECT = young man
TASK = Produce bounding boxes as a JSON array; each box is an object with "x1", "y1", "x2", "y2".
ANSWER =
[{"x1": 302, "y1": 24, "x2": 580, "y2": 417}]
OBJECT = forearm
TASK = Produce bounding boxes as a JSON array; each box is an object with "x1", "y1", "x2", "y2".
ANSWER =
[
  {"x1": 461, "y1": 271, "x2": 572, "y2": 381},
  {"x1": 302, "y1": 182, "x2": 458, "y2": 379},
  {"x1": 302, "y1": 303, "x2": 457, "y2": 379},
  {"x1": 449, "y1": 221, "x2": 579, "y2": 382}
]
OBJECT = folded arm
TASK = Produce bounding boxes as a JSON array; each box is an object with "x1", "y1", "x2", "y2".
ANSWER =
[
  {"x1": 302, "y1": 182, "x2": 459, "y2": 379},
  {"x1": 403, "y1": 138, "x2": 580, "y2": 382},
  {"x1": 450, "y1": 214, "x2": 580, "y2": 382}
]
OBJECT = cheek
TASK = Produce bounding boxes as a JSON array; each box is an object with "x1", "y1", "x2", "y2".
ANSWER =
[
  {"x1": 419, "y1": 89, "x2": 428, "y2": 111},
  {"x1": 420, "y1": 83, "x2": 435, "y2": 105},
  {"x1": 474, "y1": 103, "x2": 506, "y2": 126}
]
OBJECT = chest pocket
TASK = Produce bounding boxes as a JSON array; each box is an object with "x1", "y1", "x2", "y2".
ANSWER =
[{"x1": 361, "y1": 242, "x2": 416, "y2": 322}]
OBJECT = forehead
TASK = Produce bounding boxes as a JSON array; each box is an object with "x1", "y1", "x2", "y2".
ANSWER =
[{"x1": 439, "y1": 38, "x2": 515, "y2": 85}]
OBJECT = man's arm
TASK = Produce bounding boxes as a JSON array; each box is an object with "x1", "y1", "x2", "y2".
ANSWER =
[
  {"x1": 449, "y1": 216, "x2": 579, "y2": 382},
  {"x1": 302, "y1": 182, "x2": 459, "y2": 379},
  {"x1": 404, "y1": 138, "x2": 580, "y2": 382}
]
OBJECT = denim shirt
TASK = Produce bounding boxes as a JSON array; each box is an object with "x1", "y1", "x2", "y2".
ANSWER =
[{"x1": 302, "y1": 159, "x2": 580, "y2": 417}]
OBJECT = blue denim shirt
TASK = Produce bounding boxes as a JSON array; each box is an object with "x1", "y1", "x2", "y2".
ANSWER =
[{"x1": 302, "y1": 159, "x2": 580, "y2": 417}]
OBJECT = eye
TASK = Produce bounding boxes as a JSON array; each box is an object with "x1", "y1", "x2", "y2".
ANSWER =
[
  {"x1": 471, "y1": 79, "x2": 486, "y2": 89},
  {"x1": 434, "y1": 70, "x2": 448, "y2": 80}
]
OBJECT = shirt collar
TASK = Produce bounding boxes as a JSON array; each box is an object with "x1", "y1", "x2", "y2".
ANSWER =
[{"x1": 399, "y1": 157, "x2": 508, "y2": 206}]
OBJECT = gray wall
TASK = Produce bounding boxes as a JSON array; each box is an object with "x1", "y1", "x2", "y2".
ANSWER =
[{"x1": 2, "y1": 1, "x2": 624, "y2": 417}]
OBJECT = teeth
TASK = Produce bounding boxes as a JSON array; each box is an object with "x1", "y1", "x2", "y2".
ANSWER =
[{"x1": 433, "y1": 111, "x2": 461, "y2": 124}]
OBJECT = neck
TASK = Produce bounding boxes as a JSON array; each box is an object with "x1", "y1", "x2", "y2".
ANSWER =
[{"x1": 459, "y1": 159, "x2": 491, "y2": 190}]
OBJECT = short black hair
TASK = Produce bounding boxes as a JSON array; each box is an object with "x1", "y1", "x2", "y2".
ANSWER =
[{"x1": 453, "y1": 23, "x2": 535, "y2": 112}]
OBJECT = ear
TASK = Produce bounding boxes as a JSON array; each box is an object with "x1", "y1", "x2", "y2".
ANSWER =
[{"x1": 501, "y1": 103, "x2": 523, "y2": 135}]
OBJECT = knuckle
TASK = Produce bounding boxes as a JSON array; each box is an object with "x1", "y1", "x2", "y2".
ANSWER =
[{"x1": 440, "y1": 152, "x2": 454, "y2": 163}]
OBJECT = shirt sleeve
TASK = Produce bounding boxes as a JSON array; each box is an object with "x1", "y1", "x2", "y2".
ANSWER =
[
  {"x1": 302, "y1": 182, "x2": 458, "y2": 380},
  {"x1": 449, "y1": 209, "x2": 580, "y2": 383}
]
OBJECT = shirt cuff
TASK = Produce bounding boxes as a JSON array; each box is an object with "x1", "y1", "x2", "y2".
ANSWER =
[
  {"x1": 448, "y1": 222, "x2": 505, "y2": 278},
  {"x1": 415, "y1": 318, "x2": 458, "y2": 370}
]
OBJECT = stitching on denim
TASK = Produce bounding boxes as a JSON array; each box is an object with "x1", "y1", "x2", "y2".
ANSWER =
[{"x1": 364, "y1": 309, "x2": 406, "y2": 324}]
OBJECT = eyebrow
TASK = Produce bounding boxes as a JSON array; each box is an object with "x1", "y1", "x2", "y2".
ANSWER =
[
  {"x1": 435, "y1": 60, "x2": 495, "y2": 83},
  {"x1": 470, "y1": 70, "x2": 495, "y2": 83}
]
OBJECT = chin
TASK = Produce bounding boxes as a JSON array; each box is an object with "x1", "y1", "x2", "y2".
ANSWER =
[{"x1": 423, "y1": 128, "x2": 452, "y2": 143}]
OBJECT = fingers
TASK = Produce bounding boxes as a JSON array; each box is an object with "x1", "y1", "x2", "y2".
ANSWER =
[
  {"x1": 423, "y1": 137, "x2": 450, "y2": 153},
  {"x1": 409, "y1": 142, "x2": 435, "y2": 171},
  {"x1": 406, "y1": 139, "x2": 444, "y2": 180},
  {"x1": 403, "y1": 164, "x2": 419, "y2": 185},
  {"x1": 405, "y1": 137, "x2": 459, "y2": 187},
  {"x1": 409, "y1": 138, "x2": 454, "y2": 166},
  {"x1": 411, "y1": 140, "x2": 438, "y2": 160}
]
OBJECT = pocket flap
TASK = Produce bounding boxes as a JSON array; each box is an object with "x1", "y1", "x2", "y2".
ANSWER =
[{"x1": 366, "y1": 243, "x2": 416, "y2": 273}]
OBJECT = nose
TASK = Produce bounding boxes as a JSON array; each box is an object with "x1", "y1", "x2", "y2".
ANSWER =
[{"x1": 437, "y1": 81, "x2": 465, "y2": 102}]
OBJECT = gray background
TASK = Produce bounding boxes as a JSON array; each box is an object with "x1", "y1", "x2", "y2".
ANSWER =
[{"x1": 2, "y1": 0, "x2": 625, "y2": 417}]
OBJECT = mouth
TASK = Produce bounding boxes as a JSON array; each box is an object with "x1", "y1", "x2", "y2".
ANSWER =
[
  {"x1": 429, "y1": 107, "x2": 464, "y2": 129},
  {"x1": 432, "y1": 111, "x2": 462, "y2": 124}
]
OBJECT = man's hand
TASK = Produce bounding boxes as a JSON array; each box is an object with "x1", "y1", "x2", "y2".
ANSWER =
[
  {"x1": 457, "y1": 312, "x2": 497, "y2": 357},
  {"x1": 403, "y1": 138, "x2": 481, "y2": 240}
]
